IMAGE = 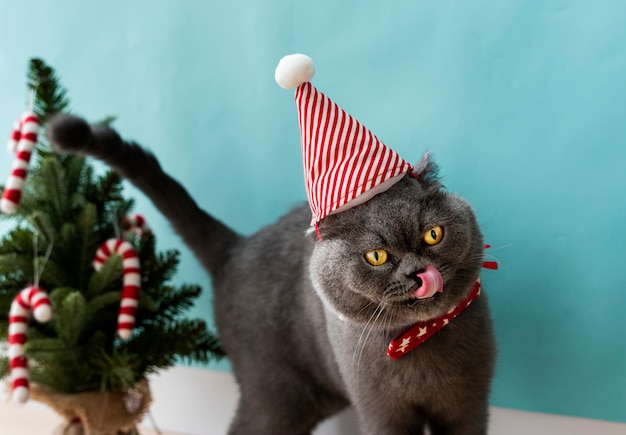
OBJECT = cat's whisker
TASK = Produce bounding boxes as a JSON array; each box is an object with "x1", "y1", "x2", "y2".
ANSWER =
[
  {"x1": 483, "y1": 253, "x2": 500, "y2": 263},
  {"x1": 352, "y1": 304, "x2": 381, "y2": 369},
  {"x1": 488, "y1": 243, "x2": 513, "y2": 251},
  {"x1": 376, "y1": 297, "x2": 396, "y2": 307},
  {"x1": 381, "y1": 302, "x2": 396, "y2": 341},
  {"x1": 356, "y1": 300, "x2": 376, "y2": 317},
  {"x1": 354, "y1": 303, "x2": 385, "y2": 395},
  {"x1": 352, "y1": 301, "x2": 378, "y2": 361}
]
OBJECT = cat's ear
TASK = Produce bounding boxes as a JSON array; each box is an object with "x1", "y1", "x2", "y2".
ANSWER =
[{"x1": 413, "y1": 151, "x2": 441, "y2": 189}]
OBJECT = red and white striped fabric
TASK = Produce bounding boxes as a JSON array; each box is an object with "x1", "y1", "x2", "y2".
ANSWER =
[
  {"x1": 295, "y1": 83, "x2": 413, "y2": 225},
  {"x1": 93, "y1": 239, "x2": 141, "y2": 339},
  {"x1": 121, "y1": 213, "x2": 150, "y2": 237},
  {"x1": 1, "y1": 112, "x2": 40, "y2": 214},
  {"x1": 8, "y1": 286, "x2": 52, "y2": 403},
  {"x1": 276, "y1": 54, "x2": 413, "y2": 226}
]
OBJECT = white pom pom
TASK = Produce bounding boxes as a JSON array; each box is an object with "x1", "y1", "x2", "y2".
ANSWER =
[{"x1": 275, "y1": 54, "x2": 315, "y2": 89}]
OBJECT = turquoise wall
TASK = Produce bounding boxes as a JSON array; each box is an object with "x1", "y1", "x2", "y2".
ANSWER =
[{"x1": 1, "y1": 0, "x2": 625, "y2": 423}]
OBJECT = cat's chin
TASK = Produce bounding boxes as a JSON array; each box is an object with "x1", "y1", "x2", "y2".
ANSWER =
[
  {"x1": 380, "y1": 280, "x2": 446, "y2": 321},
  {"x1": 387, "y1": 294, "x2": 452, "y2": 326},
  {"x1": 405, "y1": 292, "x2": 440, "y2": 307}
]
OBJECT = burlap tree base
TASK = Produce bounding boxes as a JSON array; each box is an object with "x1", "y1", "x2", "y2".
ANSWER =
[{"x1": 30, "y1": 379, "x2": 152, "y2": 435}]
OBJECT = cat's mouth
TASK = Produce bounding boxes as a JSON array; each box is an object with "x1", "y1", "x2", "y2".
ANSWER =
[
  {"x1": 405, "y1": 265, "x2": 444, "y2": 306},
  {"x1": 406, "y1": 292, "x2": 439, "y2": 307}
]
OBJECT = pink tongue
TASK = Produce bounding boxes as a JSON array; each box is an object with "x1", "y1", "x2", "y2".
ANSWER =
[{"x1": 413, "y1": 265, "x2": 444, "y2": 299}]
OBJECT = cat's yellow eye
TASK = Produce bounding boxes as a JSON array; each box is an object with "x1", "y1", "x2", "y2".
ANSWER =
[
  {"x1": 365, "y1": 249, "x2": 388, "y2": 266},
  {"x1": 423, "y1": 226, "x2": 444, "y2": 245}
]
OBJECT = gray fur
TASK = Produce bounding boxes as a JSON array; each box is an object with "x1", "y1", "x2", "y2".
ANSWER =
[{"x1": 48, "y1": 114, "x2": 495, "y2": 435}]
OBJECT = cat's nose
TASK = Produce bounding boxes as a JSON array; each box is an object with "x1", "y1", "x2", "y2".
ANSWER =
[
  {"x1": 407, "y1": 271, "x2": 424, "y2": 287},
  {"x1": 398, "y1": 253, "x2": 428, "y2": 277}
]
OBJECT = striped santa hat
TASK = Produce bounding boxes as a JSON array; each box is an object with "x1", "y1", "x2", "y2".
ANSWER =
[{"x1": 275, "y1": 54, "x2": 414, "y2": 226}]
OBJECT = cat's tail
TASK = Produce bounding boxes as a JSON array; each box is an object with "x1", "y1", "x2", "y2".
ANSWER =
[{"x1": 47, "y1": 114, "x2": 241, "y2": 280}]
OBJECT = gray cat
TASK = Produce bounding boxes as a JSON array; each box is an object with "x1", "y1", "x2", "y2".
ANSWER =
[{"x1": 48, "y1": 114, "x2": 496, "y2": 435}]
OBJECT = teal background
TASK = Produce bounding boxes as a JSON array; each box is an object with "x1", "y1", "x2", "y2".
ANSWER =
[{"x1": 1, "y1": 0, "x2": 625, "y2": 424}]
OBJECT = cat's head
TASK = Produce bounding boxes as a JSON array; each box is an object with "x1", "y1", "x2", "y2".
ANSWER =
[{"x1": 309, "y1": 152, "x2": 484, "y2": 330}]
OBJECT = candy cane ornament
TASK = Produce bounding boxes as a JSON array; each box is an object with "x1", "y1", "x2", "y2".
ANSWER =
[
  {"x1": 93, "y1": 239, "x2": 141, "y2": 339},
  {"x1": 1, "y1": 112, "x2": 40, "y2": 214},
  {"x1": 8, "y1": 286, "x2": 52, "y2": 403},
  {"x1": 121, "y1": 213, "x2": 150, "y2": 237},
  {"x1": 7, "y1": 118, "x2": 22, "y2": 153}
]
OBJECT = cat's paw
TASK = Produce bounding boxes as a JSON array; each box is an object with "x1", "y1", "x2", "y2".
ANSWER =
[{"x1": 47, "y1": 114, "x2": 95, "y2": 153}]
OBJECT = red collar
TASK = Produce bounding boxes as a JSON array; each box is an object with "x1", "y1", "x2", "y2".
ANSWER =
[{"x1": 387, "y1": 279, "x2": 481, "y2": 360}]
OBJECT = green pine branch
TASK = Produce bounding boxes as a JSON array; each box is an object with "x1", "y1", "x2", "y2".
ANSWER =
[{"x1": 27, "y1": 58, "x2": 70, "y2": 125}]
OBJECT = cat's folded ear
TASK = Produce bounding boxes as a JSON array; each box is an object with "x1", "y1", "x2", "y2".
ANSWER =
[{"x1": 413, "y1": 151, "x2": 442, "y2": 189}]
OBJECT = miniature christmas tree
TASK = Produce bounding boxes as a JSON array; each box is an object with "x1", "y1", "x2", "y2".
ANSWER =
[{"x1": 0, "y1": 58, "x2": 224, "y2": 432}]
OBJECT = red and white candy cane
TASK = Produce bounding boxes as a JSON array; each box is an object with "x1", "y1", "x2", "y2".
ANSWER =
[
  {"x1": 8, "y1": 286, "x2": 52, "y2": 403},
  {"x1": 93, "y1": 239, "x2": 141, "y2": 339},
  {"x1": 121, "y1": 213, "x2": 150, "y2": 237},
  {"x1": 7, "y1": 118, "x2": 22, "y2": 153},
  {"x1": 1, "y1": 112, "x2": 40, "y2": 214}
]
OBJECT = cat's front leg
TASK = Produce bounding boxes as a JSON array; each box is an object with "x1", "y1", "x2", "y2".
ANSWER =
[
  {"x1": 328, "y1": 327, "x2": 430, "y2": 434},
  {"x1": 329, "y1": 319, "x2": 491, "y2": 435},
  {"x1": 351, "y1": 398, "x2": 489, "y2": 435},
  {"x1": 353, "y1": 403, "x2": 429, "y2": 435}
]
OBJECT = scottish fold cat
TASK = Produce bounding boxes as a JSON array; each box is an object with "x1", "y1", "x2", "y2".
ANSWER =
[{"x1": 48, "y1": 113, "x2": 495, "y2": 435}]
